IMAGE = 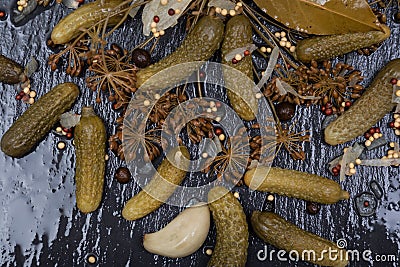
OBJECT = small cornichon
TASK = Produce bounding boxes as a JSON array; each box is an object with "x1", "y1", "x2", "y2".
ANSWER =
[
  {"x1": 244, "y1": 167, "x2": 349, "y2": 204},
  {"x1": 296, "y1": 25, "x2": 391, "y2": 63},
  {"x1": 0, "y1": 54, "x2": 25, "y2": 84},
  {"x1": 325, "y1": 59, "x2": 400, "y2": 145},
  {"x1": 251, "y1": 211, "x2": 349, "y2": 267},
  {"x1": 207, "y1": 186, "x2": 248, "y2": 267},
  {"x1": 122, "y1": 146, "x2": 190, "y2": 220},
  {"x1": 136, "y1": 16, "x2": 224, "y2": 89},
  {"x1": 74, "y1": 106, "x2": 106, "y2": 213},
  {"x1": 51, "y1": 0, "x2": 126, "y2": 44},
  {"x1": 221, "y1": 15, "x2": 258, "y2": 121},
  {"x1": 1, "y1": 82, "x2": 79, "y2": 158}
]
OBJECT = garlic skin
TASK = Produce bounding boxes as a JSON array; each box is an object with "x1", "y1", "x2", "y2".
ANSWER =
[{"x1": 143, "y1": 203, "x2": 210, "y2": 258}]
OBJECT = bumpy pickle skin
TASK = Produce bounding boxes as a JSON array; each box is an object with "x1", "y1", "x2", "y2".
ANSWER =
[
  {"x1": 251, "y1": 211, "x2": 349, "y2": 267},
  {"x1": 325, "y1": 59, "x2": 400, "y2": 145},
  {"x1": 122, "y1": 146, "x2": 190, "y2": 221},
  {"x1": 207, "y1": 186, "x2": 248, "y2": 267},
  {"x1": 136, "y1": 16, "x2": 224, "y2": 89},
  {"x1": 221, "y1": 15, "x2": 257, "y2": 121},
  {"x1": 296, "y1": 25, "x2": 390, "y2": 63},
  {"x1": 51, "y1": 0, "x2": 126, "y2": 44},
  {"x1": 74, "y1": 107, "x2": 106, "y2": 213},
  {"x1": 1, "y1": 82, "x2": 79, "y2": 158},
  {"x1": 244, "y1": 167, "x2": 349, "y2": 204},
  {"x1": 0, "y1": 54, "x2": 24, "y2": 84}
]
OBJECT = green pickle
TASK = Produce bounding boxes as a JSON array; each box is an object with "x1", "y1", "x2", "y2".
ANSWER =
[
  {"x1": 251, "y1": 211, "x2": 349, "y2": 267},
  {"x1": 0, "y1": 54, "x2": 24, "y2": 84},
  {"x1": 325, "y1": 59, "x2": 400, "y2": 145},
  {"x1": 122, "y1": 146, "x2": 190, "y2": 220},
  {"x1": 74, "y1": 106, "x2": 106, "y2": 213},
  {"x1": 1, "y1": 82, "x2": 79, "y2": 158},
  {"x1": 136, "y1": 16, "x2": 224, "y2": 89},
  {"x1": 244, "y1": 167, "x2": 349, "y2": 204},
  {"x1": 51, "y1": 0, "x2": 126, "y2": 44},
  {"x1": 296, "y1": 25, "x2": 390, "y2": 63},
  {"x1": 207, "y1": 186, "x2": 248, "y2": 267},
  {"x1": 221, "y1": 15, "x2": 257, "y2": 121}
]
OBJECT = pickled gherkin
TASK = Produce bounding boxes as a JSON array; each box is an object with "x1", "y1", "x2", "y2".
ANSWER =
[{"x1": 74, "y1": 106, "x2": 106, "y2": 213}]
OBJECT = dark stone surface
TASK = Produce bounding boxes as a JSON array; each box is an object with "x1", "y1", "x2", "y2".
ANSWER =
[{"x1": 0, "y1": 1, "x2": 399, "y2": 267}]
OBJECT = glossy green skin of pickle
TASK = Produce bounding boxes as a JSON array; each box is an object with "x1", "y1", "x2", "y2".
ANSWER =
[
  {"x1": 296, "y1": 25, "x2": 390, "y2": 63},
  {"x1": 207, "y1": 186, "x2": 248, "y2": 267},
  {"x1": 51, "y1": 0, "x2": 125, "y2": 44},
  {"x1": 325, "y1": 59, "x2": 400, "y2": 145},
  {"x1": 136, "y1": 16, "x2": 224, "y2": 89},
  {"x1": 244, "y1": 167, "x2": 349, "y2": 204},
  {"x1": 0, "y1": 54, "x2": 24, "y2": 84},
  {"x1": 251, "y1": 211, "x2": 349, "y2": 267},
  {"x1": 122, "y1": 146, "x2": 190, "y2": 221},
  {"x1": 1, "y1": 82, "x2": 79, "y2": 158},
  {"x1": 221, "y1": 15, "x2": 257, "y2": 121},
  {"x1": 74, "y1": 107, "x2": 106, "y2": 213}
]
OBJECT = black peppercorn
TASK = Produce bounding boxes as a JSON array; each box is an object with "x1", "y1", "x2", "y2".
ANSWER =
[
  {"x1": 306, "y1": 201, "x2": 321, "y2": 215},
  {"x1": 131, "y1": 49, "x2": 151, "y2": 68},
  {"x1": 275, "y1": 102, "x2": 296, "y2": 121},
  {"x1": 115, "y1": 167, "x2": 131, "y2": 184},
  {"x1": 394, "y1": 12, "x2": 400, "y2": 24}
]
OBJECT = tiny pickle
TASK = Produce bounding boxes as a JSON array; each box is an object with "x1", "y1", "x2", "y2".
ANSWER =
[
  {"x1": 221, "y1": 15, "x2": 258, "y2": 121},
  {"x1": 325, "y1": 59, "x2": 400, "y2": 145},
  {"x1": 296, "y1": 25, "x2": 391, "y2": 63},
  {"x1": 122, "y1": 146, "x2": 190, "y2": 221},
  {"x1": 51, "y1": 0, "x2": 126, "y2": 44},
  {"x1": 1, "y1": 82, "x2": 79, "y2": 158},
  {"x1": 251, "y1": 211, "x2": 349, "y2": 267},
  {"x1": 244, "y1": 167, "x2": 349, "y2": 204},
  {"x1": 207, "y1": 186, "x2": 248, "y2": 267},
  {"x1": 0, "y1": 54, "x2": 25, "y2": 84},
  {"x1": 136, "y1": 16, "x2": 224, "y2": 89},
  {"x1": 74, "y1": 106, "x2": 106, "y2": 213},
  {"x1": 143, "y1": 203, "x2": 210, "y2": 258}
]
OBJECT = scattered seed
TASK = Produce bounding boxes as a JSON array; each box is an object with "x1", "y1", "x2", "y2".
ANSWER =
[
  {"x1": 57, "y1": 142, "x2": 66, "y2": 150},
  {"x1": 29, "y1": 91, "x2": 36, "y2": 98}
]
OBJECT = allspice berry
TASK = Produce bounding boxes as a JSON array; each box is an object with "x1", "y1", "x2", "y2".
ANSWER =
[
  {"x1": 275, "y1": 102, "x2": 296, "y2": 121},
  {"x1": 115, "y1": 167, "x2": 131, "y2": 184},
  {"x1": 131, "y1": 49, "x2": 151, "y2": 68}
]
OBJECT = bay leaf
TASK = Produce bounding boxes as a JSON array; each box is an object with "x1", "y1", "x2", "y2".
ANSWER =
[
  {"x1": 254, "y1": 0, "x2": 381, "y2": 35},
  {"x1": 142, "y1": 0, "x2": 193, "y2": 36},
  {"x1": 129, "y1": 0, "x2": 145, "y2": 19}
]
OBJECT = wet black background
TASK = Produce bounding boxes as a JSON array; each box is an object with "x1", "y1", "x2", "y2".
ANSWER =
[{"x1": 0, "y1": 0, "x2": 399, "y2": 266}]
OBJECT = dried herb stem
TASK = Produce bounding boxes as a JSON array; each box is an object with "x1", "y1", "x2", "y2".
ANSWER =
[{"x1": 242, "y1": 3, "x2": 299, "y2": 70}]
